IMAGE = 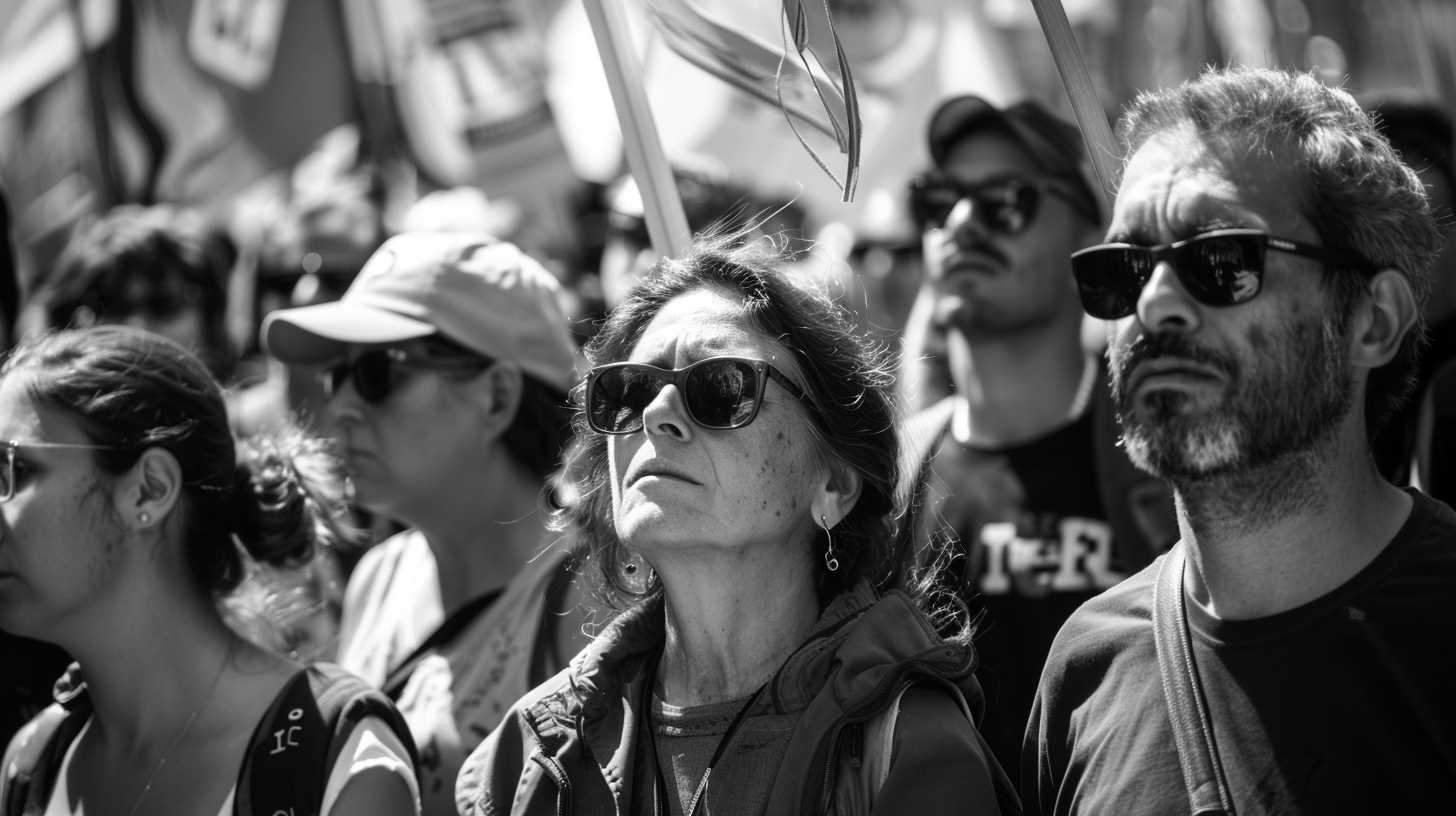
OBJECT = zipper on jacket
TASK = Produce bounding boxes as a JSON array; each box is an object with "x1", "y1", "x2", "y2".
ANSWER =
[
  {"x1": 815, "y1": 721, "x2": 849, "y2": 814},
  {"x1": 530, "y1": 752, "x2": 574, "y2": 816}
]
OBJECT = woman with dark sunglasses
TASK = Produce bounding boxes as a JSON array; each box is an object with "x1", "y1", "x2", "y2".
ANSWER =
[
  {"x1": 0, "y1": 326, "x2": 419, "y2": 815},
  {"x1": 456, "y1": 234, "x2": 1017, "y2": 816},
  {"x1": 262, "y1": 233, "x2": 596, "y2": 816}
]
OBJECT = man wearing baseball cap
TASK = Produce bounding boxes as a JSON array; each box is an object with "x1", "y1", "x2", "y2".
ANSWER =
[
  {"x1": 263, "y1": 232, "x2": 593, "y2": 815},
  {"x1": 898, "y1": 96, "x2": 1174, "y2": 777}
]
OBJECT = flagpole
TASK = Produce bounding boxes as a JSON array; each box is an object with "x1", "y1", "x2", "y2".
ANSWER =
[
  {"x1": 1026, "y1": 0, "x2": 1119, "y2": 215},
  {"x1": 582, "y1": 0, "x2": 692, "y2": 259}
]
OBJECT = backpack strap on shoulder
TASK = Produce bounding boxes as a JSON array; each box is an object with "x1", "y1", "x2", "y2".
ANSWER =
[
  {"x1": 2, "y1": 664, "x2": 92, "y2": 816},
  {"x1": 233, "y1": 665, "x2": 418, "y2": 816},
  {"x1": 1153, "y1": 544, "x2": 1235, "y2": 816}
]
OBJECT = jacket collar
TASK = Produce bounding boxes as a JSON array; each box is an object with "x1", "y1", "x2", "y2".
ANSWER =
[
  {"x1": 520, "y1": 580, "x2": 981, "y2": 751},
  {"x1": 772, "y1": 582, "x2": 979, "y2": 716}
]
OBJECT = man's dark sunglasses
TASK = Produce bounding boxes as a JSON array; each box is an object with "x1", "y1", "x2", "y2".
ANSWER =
[
  {"x1": 585, "y1": 356, "x2": 811, "y2": 435},
  {"x1": 325, "y1": 348, "x2": 490, "y2": 404},
  {"x1": 909, "y1": 174, "x2": 1085, "y2": 235},
  {"x1": 1070, "y1": 228, "x2": 1375, "y2": 320}
]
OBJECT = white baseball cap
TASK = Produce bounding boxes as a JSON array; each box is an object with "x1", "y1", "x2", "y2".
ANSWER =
[{"x1": 263, "y1": 232, "x2": 577, "y2": 392}]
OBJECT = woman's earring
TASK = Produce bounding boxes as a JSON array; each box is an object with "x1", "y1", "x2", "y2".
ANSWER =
[
  {"x1": 138, "y1": 511, "x2": 151, "y2": 525},
  {"x1": 821, "y1": 514, "x2": 840, "y2": 573}
]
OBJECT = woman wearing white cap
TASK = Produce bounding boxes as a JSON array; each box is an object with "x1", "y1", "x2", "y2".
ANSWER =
[{"x1": 263, "y1": 232, "x2": 594, "y2": 815}]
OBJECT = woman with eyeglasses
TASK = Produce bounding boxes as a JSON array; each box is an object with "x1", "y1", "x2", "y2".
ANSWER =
[
  {"x1": 456, "y1": 235, "x2": 1017, "y2": 816},
  {"x1": 0, "y1": 326, "x2": 419, "y2": 815},
  {"x1": 262, "y1": 232, "x2": 596, "y2": 816}
]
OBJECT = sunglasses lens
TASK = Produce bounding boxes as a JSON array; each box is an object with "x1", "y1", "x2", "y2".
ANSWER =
[
  {"x1": 328, "y1": 352, "x2": 394, "y2": 403},
  {"x1": 981, "y1": 183, "x2": 1038, "y2": 235},
  {"x1": 587, "y1": 359, "x2": 770, "y2": 433},
  {"x1": 912, "y1": 181, "x2": 961, "y2": 228},
  {"x1": 589, "y1": 366, "x2": 664, "y2": 433},
  {"x1": 684, "y1": 359, "x2": 760, "y2": 429},
  {"x1": 914, "y1": 179, "x2": 1041, "y2": 236},
  {"x1": 1072, "y1": 247, "x2": 1146, "y2": 320},
  {"x1": 1178, "y1": 233, "x2": 1265, "y2": 306}
]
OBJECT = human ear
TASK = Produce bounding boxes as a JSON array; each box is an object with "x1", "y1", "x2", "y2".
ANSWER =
[
  {"x1": 1350, "y1": 269, "x2": 1418, "y2": 370},
  {"x1": 810, "y1": 460, "x2": 863, "y2": 530},
  {"x1": 468, "y1": 361, "x2": 523, "y2": 439},
  {"x1": 116, "y1": 447, "x2": 184, "y2": 531}
]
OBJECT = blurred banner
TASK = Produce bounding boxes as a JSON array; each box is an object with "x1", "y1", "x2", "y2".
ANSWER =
[{"x1": 0, "y1": 0, "x2": 576, "y2": 287}]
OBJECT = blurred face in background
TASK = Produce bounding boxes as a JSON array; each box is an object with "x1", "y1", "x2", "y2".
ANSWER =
[
  {"x1": 324, "y1": 339, "x2": 491, "y2": 522},
  {"x1": 71, "y1": 271, "x2": 212, "y2": 359},
  {"x1": 921, "y1": 130, "x2": 1098, "y2": 339}
]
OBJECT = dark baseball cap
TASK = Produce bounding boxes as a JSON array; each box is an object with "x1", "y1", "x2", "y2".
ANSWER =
[{"x1": 927, "y1": 95, "x2": 1104, "y2": 222}]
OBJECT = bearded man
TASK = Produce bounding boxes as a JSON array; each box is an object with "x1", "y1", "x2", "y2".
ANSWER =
[{"x1": 1024, "y1": 66, "x2": 1456, "y2": 814}]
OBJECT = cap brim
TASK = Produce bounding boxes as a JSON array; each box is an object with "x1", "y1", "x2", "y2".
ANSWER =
[{"x1": 262, "y1": 301, "x2": 436, "y2": 365}]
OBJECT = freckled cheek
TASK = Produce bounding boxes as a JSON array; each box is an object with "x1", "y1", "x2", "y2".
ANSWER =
[{"x1": 743, "y1": 428, "x2": 816, "y2": 516}]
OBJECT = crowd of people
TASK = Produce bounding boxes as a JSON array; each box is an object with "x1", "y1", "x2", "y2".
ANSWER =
[{"x1": 0, "y1": 62, "x2": 1454, "y2": 816}]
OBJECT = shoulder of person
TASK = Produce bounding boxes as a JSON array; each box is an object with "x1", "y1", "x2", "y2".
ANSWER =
[
  {"x1": 352, "y1": 529, "x2": 428, "y2": 581},
  {"x1": 235, "y1": 664, "x2": 418, "y2": 816},
  {"x1": 319, "y1": 715, "x2": 421, "y2": 816},
  {"x1": 340, "y1": 529, "x2": 429, "y2": 607},
  {"x1": 454, "y1": 666, "x2": 594, "y2": 816},
  {"x1": 1042, "y1": 555, "x2": 1162, "y2": 680},
  {"x1": 454, "y1": 704, "x2": 532, "y2": 816},
  {"x1": 1351, "y1": 490, "x2": 1456, "y2": 622},
  {"x1": 0, "y1": 703, "x2": 76, "y2": 813},
  {"x1": 1401, "y1": 490, "x2": 1456, "y2": 563},
  {"x1": 838, "y1": 680, "x2": 1018, "y2": 816}
]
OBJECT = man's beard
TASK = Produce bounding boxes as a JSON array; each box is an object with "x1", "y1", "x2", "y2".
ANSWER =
[{"x1": 1109, "y1": 313, "x2": 1354, "y2": 481}]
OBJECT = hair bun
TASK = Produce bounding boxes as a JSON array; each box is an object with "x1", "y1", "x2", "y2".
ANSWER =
[{"x1": 231, "y1": 425, "x2": 354, "y2": 569}]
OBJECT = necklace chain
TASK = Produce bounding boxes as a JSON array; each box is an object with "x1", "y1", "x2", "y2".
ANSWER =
[
  {"x1": 645, "y1": 665, "x2": 768, "y2": 816},
  {"x1": 124, "y1": 644, "x2": 232, "y2": 816}
]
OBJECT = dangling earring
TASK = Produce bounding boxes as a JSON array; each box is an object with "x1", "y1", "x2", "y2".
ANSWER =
[{"x1": 821, "y1": 514, "x2": 840, "y2": 573}]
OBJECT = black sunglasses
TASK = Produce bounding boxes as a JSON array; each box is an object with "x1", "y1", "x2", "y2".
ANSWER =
[
  {"x1": 325, "y1": 348, "x2": 490, "y2": 404},
  {"x1": 585, "y1": 356, "x2": 811, "y2": 435},
  {"x1": 1070, "y1": 228, "x2": 1375, "y2": 320},
  {"x1": 909, "y1": 174, "x2": 1084, "y2": 235}
]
